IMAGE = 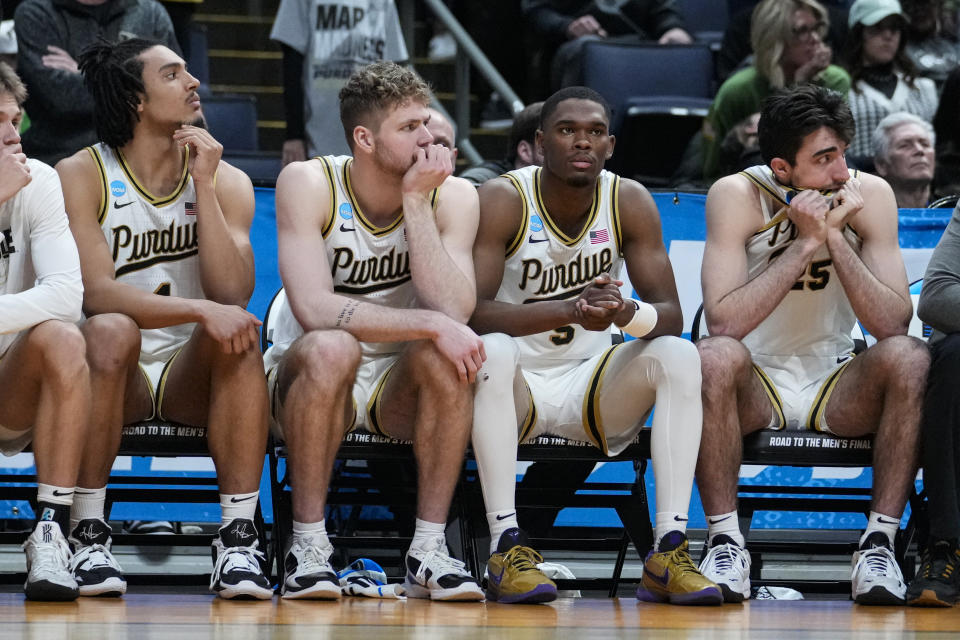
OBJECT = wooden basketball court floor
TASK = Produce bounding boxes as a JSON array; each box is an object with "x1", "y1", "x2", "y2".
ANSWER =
[{"x1": 1, "y1": 593, "x2": 959, "y2": 639}]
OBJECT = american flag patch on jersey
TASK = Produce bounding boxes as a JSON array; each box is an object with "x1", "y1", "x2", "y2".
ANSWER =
[
  {"x1": 185, "y1": 202, "x2": 197, "y2": 215},
  {"x1": 590, "y1": 228, "x2": 609, "y2": 244}
]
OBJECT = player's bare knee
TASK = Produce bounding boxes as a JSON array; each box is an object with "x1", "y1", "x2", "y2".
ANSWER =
[
  {"x1": 874, "y1": 334, "x2": 930, "y2": 390},
  {"x1": 289, "y1": 330, "x2": 361, "y2": 386},
  {"x1": 478, "y1": 332, "x2": 519, "y2": 380},
  {"x1": 408, "y1": 340, "x2": 464, "y2": 388},
  {"x1": 82, "y1": 313, "x2": 141, "y2": 373},
  {"x1": 698, "y1": 336, "x2": 750, "y2": 389},
  {"x1": 29, "y1": 321, "x2": 88, "y2": 382}
]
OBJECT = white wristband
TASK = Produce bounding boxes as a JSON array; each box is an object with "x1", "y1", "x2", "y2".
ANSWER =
[{"x1": 621, "y1": 300, "x2": 658, "y2": 338}]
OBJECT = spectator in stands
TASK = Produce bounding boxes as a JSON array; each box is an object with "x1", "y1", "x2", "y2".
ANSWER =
[
  {"x1": 696, "y1": 84, "x2": 926, "y2": 605},
  {"x1": 717, "y1": 0, "x2": 850, "y2": 83},
  {"x1": 521, "y1": 0, "x2": 693, "y2": 91},
  {"x1": 460, "y1": 102, "x2": 543, "y2": 187},
  {"x1": 471, "y1": 86, "x2": 722, "y2": 606},
  {"x1": 873, "y1": 111, "x2": 936, "y2": 207},
  {"x1": 271, "y1": 0, "x2": 408, "y2": 165},
  {"x1": 0, "y1": 61, "x2": 91, "y2": 602},
  {"x1": 932, "y1": 65, "x2": 960, "y2": 196},
  {"x1": 426, "y1": 107, "x2": 457, "y2": 164},
  {"x1": 264, "y1": 61, "x2": 487, "y2": 602},
  {"x1": 57, "y1": 37, "x2": 271, "y2": 600},
  {"x1": 842, "y1": 0, "x2": 937, "y2": 165},
  {"x1": 703, "y1": 0, "x2": 851, "y2": 180},
  {"x1": 13, "y1": 0, "x2": 179, "y2": 166},
  {"x1": 902, "y1": 0, "x2": 960, "y2": 86},
  {"x1": 911, "y1": 182, "x2": 960, "y2": 607}
]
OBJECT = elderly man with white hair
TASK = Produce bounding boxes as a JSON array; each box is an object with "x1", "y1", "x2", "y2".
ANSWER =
[{"x1": 873, "y1": 111, "x2": 936, "y2": 207}]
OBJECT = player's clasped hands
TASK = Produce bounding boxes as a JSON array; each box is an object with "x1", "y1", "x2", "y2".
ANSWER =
[
  {"x1": 788, "y1": 189, "x2": 831, "y2": 244},
  {"x1": 401, "y1": 144, "x2": 453, "y2": 197},
  {"x1": 575, "y1": 273, "x2": 625, "y2": 331},
  {"x1": 826, "y1": 177, "x2": 864, "y2": 231},
  {"x1": 198, "y1": 300, "x2": 262, "y2": 354}
]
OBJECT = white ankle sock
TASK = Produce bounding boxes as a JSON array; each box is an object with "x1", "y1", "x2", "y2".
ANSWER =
[
  {"x1": 487, "y1": 510, "x2": 519, "y2": 555},
  {"x1": 220, "y1": 491, "x2": 258, "y2": 528},
  {"x1": 292, "y1": 519, "x2": 328, "y2": 544},
  {"x1": 861, "y1": 511, "x2": 900, "y2": 547},
  {"x1": 411, "y1": 518, "x2": 446, "y2": 550},
  {"x1": 655, "y1": 511, "x2": 689, "y2": 549},
  {"x1": 69, "y1": 486, "x2": 106, "y2": 534},
  {"x1": 706, "y1": 510, "x2": 745, "y2": 548}
]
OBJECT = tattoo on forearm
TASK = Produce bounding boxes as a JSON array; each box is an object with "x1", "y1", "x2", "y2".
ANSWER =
[{"x1": 335, "y1": 300, "x2": 360, "y2": 327}]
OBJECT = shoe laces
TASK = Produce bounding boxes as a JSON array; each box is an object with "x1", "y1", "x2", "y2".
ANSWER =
[
  {"x1": 70, "y1": 544, "x2": 120, "y2": 572},
  {"x1": 705, "y1": 543, "x2": 748, "y2": 574},
  {"x1": 664, "y1": 547, "x2": 700, "y2": 576},
  {"x1": 215, "y1": 544, "x2": 266, "y2": 577},
  {"x1": 413, "y1": 540, "x2": 468, "y2": 582},
  {"x1": 24, "y1": 535, "x2": 71, "y2": 572},
  {"x1": 859, "y1": 545, "x2": 897, "y2": 577},
  {"x1": 920, "y1": 545, "x2": 960, "y2": 580},
  {"x1": 292, "y1": 535, "x2": 332, "y2": 574},
  {"x1": 501, "y1": 545, "x2": 544, "y2": 572}
]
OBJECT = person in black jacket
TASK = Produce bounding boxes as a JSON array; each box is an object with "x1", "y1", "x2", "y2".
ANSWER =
[{"x1": 13, "y1": 0, "x2": 179, "y2": 165}]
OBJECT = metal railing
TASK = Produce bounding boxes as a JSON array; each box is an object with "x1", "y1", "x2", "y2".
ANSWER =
[{"x1": 398, "y1": 0, "x2": 525, "y2": 166}]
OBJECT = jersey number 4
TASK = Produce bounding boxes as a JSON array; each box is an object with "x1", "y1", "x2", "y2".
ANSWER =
[{"x1": 154, "y1": 282, "x2": 171, "y2": 296}]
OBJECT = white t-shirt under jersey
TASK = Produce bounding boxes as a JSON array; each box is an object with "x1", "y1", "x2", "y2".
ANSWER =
[{"x1": 0, "y1": 159, "x2": 82, "y2": 357}]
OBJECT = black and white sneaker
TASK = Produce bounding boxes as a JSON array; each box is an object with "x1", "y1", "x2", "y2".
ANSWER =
[
  {"x1": 23, "y1": 521, "x2": 78, "y2": 601},
  {"x1": 69, "y1": 519, "x2": 126, "y2": 596},
  {"x1": 281, "y1": 534, "x2": 340, "y2": 600},
  {"x1": 403, "y1": 535, "x2": 484, "y2": 601},
  {"x1": 210, "y1": 518, "x2": 273, "y2": 600},
  {"x1": 852, "y1": 532, "x2": 906, "y2": 605}
]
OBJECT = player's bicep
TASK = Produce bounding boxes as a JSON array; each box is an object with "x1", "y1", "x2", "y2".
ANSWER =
[
  {"x1": 475, "y1": 178, "x2": 523, "y2": 300},
  {"x1": 56, "y1": 154, "x2": 118, "y2": 287},
  {"x1": 701, "y1": 181, "x2": 754, "y2": 312},
  {"x1": 436, "y1": 178, "x2": 479, "y2": 291},
  {"x1": 618, "y1": 182, "x2": 679, "y2": 305},
  {"x1": 853, "y1": 179, "x2": 909, "y2": 297}
]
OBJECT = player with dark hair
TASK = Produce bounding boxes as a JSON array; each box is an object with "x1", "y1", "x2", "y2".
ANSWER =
[
  {"x1": 264, "y1": 60, "x2": 486, "y2": 601},
  {"x1": 696, "y1": 84, "x2": 927, "y2": 605},
  {"x1": 56, "y1": 38, "x2": 271, "y2": 600},
  {"x1": 471, "y1": 85, "x2": 721, "y2": 605}
]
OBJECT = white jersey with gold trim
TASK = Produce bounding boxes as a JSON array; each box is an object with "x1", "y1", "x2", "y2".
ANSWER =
[
  {"x1": 739, "y1": 164, "x2": 861, "y2": 358},
  {"x1": 267, "y1": 155, "x2": 437, "y2": 359},
  {"x1": 90, "y1": 143, "x2": 202, "y2": 361},
  {"x1": 496, "y1": 165, "x2": 624, "y2": 366}
]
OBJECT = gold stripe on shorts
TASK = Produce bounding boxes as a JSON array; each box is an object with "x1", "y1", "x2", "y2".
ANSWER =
[
  {"x1": 806, "y1": 357, "x2": 855, "y2": 432},
  {"x1": 517, "y1": 379, "x2": 537, "y2": 443},
  {"x1": 137, "y1": 362, "x2": 158, "y2": 421},
  {"x1": 752, "y1": 363, "x2": 786, "y2": 430},
  {"x1": 581, "y1": 344, "x2": 622, "y2": 454},
  {"x1": 155, "y1": 347, "x2": 185, "y2": 421},
  {"x1": 366, "y1": 362, "x2": 397, "y2": 437}
]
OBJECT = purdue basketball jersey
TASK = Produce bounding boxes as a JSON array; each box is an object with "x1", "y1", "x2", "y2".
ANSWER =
[
  {"x1": 497, "y1": 165, "x2": 624, "y2": 365},
  {"x1": 739, "y1": 165, "x2": 861, "y2": 358},
  {"x1": 269, "y1": 155, "x2": 435, "y2": 357},
  {"x1": 89, "y1": 143, "x2": 202, "y2": 361}
]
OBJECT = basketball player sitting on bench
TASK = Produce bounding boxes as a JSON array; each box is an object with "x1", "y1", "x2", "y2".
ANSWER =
[
  {"x1": 57, "y1": 38, "x2": 271, "y2": 600},
  {"x1": 263, "y1": 61, "x2": 486, "y2": 602},
  {"x1": 0, "y1": 61, "x2": 91, "y2": 602},
  {"x1": 470, "y1": 86, "x2": 722, "y2": 605},
  {"x1": 695, "y1": 84, "x2": 928, "y2": 605}
]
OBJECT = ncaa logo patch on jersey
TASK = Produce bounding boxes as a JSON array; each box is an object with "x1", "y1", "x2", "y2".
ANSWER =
[
  {"x1": 530, "y1": 215, "x2": 543, "y2": 233},
  {"x1": 110, "y1": 180, "x2": 127, "y2": 198},
  {"x1": 339, "y1": 202, "x2": 354, "y2": 219}
]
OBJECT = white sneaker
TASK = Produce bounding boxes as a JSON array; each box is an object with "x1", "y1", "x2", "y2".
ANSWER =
[
  {"x1": 403, "y1": 536, "x2": 484, "y2": 601},
  {"x1": 281, "y1": 534, "x2": 340, "y2": 600},
  {"x1": 70, "y1": 518, "x2": 126, "y2": 596},
  {"x1": 23, "y1": 521, "x2": 78, "y2": 601},
  {"x1": 698, "y1": 535, "x2": 751, "y2": 603},
  {"x1": 210, "y1": 519, "x2": 273, "y2": 600},
  {"x1": 852, "y1": 532, "x2": 906, "y2": 605}
]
